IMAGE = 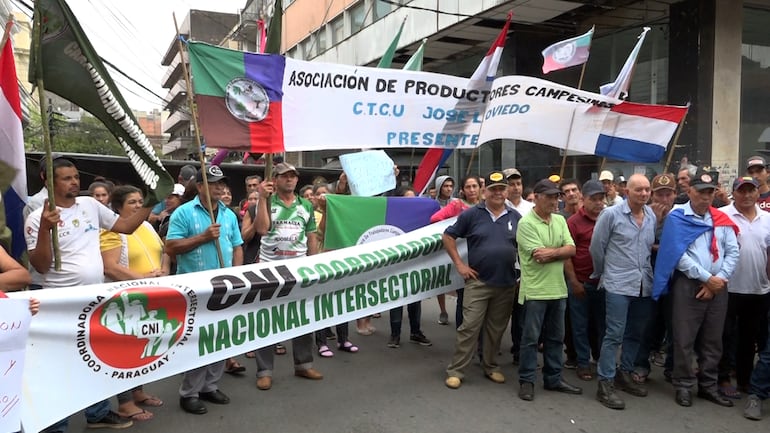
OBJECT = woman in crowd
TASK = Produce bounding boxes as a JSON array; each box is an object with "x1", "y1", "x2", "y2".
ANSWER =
[
  {"x1": 99, "y1": 186, "x2": 167, "y2": 421},
  {"x1": 89, "y1": 181, "x2": 113, "y2": 207}
]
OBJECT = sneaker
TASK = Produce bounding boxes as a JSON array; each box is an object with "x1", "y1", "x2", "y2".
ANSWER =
[
  {"x1": 745, "y1": 394, "x2": 763, "y2": 420},
  {"x1": 410, "y1": 332, "x2": 432, "y2": 346},
  {"x1": 87, "y1": 411, "x2": 133, "y2": 429},
  {"x1": 652, "y1": 350, "x2": 665, "y2": 367},
  {"x1": 387, "y1": 335, "x2": 400, "y2": 348},
  {"x1": 564, "y1": 359, "x2": 578, "y2": 369},
  {"x1": 438, "y1": 312, "x2": 449, "y2": 325}
]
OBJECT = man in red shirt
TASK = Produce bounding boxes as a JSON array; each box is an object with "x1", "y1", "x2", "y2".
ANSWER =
[{"x1": 565, "y1": 180, "x2": 606, "y2": 382}]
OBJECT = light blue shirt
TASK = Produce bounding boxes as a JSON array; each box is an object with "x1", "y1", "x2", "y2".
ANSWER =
[
  {"x1": 590, "y1": 200, "x2": 656, "y2": 296},
  {"x1": 167, "y1": 196, "x2": 244, "y2": 274},
  {"x1": 674, "y1": 203, "x2": 739, "y2": 282}
]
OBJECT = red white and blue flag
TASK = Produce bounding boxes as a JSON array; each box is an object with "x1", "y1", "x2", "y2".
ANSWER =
[
  {"x1": 413, "y1": 13, "x2": 512, "y2": 195},
  {"x1": 595, "y1": 101, "x2": 687, "y2": 162},
  {"x1": 0, "y1": 35, "x2": 27, "y2": 260}
]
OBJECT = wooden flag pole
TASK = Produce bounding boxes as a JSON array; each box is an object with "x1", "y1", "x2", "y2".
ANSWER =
[
  {"x1": 174, "y1": 13, "x2": 224, "y2": 268},
  {"x1": 558, "y1": 62, "x2": 589, "y2": 179},
  {"x1": 663, "y1": 104, "x2": 691, "y2": 173},
  {"x1": 31, "y1": 11, "x2": 61, "y2": 270}
]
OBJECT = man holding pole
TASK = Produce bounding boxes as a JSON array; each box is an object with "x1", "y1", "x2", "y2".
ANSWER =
[{"x1": 166, "y1": 165, "x2": 244, "y2": 415}]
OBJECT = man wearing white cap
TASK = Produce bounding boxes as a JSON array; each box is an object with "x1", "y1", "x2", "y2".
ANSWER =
[{"x1": 599, "y1": 170, "x2": 623, "y2": 207}]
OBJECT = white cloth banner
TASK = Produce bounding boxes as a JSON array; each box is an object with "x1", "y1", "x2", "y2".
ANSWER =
[
  {"x1": 477, "y1": 75, "x2": 621, "y2": 154},
  {"x1": 0, "y1": 300, "x2": 32, "y2": 433},
  {"x1": 10, "y1": 220, "x2": 465, "y2": 433}
]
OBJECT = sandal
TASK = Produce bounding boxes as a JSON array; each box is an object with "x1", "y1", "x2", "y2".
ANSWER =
[
  {"x1": 275, "y1": 344, "x2": 287, "y2": 355},
  {"x1": 372, "y1": 313, "x2": 382, "y2": 318},
  {"x1": 124, "y1": 409, "x2": 153, "y2": 421},
  {"x1": 245, "y1": 351, "x2": 256, "y2": 358},
  {"x1": 318, "y1": 345, "x2": 334, "y2": 357},
  {"x1": 338, "y1": 341, "x2": 359, "y2": 353},
  {"x1": 356, "y1": 328, "x2": 374, "y2": 336},
  {"x1": 136, "y1": 395, "x2": 164, "y2": 407},
  {"x1": 225, "y1": 359, "x2": 246, "y2": 374},
  {"x1": 576, "y1": 366, "x2": 593, "y2": 381}
]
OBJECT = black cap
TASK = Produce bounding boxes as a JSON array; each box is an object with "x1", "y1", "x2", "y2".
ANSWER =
[
  {"x1": 581, "y1": 180, "x2": 605, "y2": 198},
  {"x1": 689, "y1": 170, "x2": 718, "y2": 191},
  {"x1": 533, "y1": 179, "x2": 561, "y2": 195},
  {"x1": 196, "y1": 165, "x2": 227, "y2": 183},
  {"x1": 485, "y1": 170, "x2": 507, "y2": 188}
]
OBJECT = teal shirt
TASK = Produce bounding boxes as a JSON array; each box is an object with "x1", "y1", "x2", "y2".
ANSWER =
[
  {"x1": 167, "y1": 196, "x2": 244, "y2": 273},
  {"x1": 516, "y1": 210, "x2": 574, "y2": 303}
]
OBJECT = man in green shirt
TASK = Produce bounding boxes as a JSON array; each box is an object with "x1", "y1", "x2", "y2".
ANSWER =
[{"x1": 516, "y1": 179, "x2": 581, "y2": 401}]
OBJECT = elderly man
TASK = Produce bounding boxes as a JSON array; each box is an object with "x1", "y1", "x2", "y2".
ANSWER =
[
  {"x1": 653, "y1": 170, "x2": 739, "y2": 408},
  {"x1": 443, "y1": 171, "x2": 521, "y2": 389},
  {"x1": 590, "y1": 174, "x2": 656, "y2": 410},
  {"x1": 516, "y1": 179, "x2": 581, "y2": 401}
]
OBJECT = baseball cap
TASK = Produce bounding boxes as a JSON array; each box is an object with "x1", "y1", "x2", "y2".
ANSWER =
[
  {"x1": 170, "y1": 183, "x2": 186, "y2": 196},
  {"x1": 485, "y1": 170, "x2": 507, "y2": 189},
  {"x1": 599, "y1": 170, "x2": 614, "y2": 182},
  {"x1": 196, "y1": 165, "x2": 227, "y2": 183},
  {"x1": 533, "y1": 179, "x2": 561, "y2": 195},
  {"x1": 733, "y1": 176, "x2": 759, "y2": 191},
  {"x1": 616, "y1": 175, "x2": 626, "y2": 184},
  {"x1": 502, "y1": 168, "x2": 521, "y2": 179},
  {"x1": 581, "y1": 180, "x2": 605, "y2": 198},
  {"x1": 746, "y1": 156, "x2": 767, "y2": 170},
  {"x1": 651, "y1": 174, "x2": 676, "y2": 191},
  {"x1": 179, "y1": 164, "x2": 197, "y2": 182},
  {"x1": 273, "y1": 162, "x2": 299, "y2": 176},
  {"x1": 689, "y1": 170, "x2": 718, "y2": 191}
]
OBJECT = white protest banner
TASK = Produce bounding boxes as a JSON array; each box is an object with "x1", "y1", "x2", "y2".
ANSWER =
[
  {"x1": 340, "y1": 150, "x2": 396, "y2": 196},
  {"x1": 0, "y1": 300, "x2": 32, "y2": 433},
  {"x1": 10, "y1": 220, "x2": 465, "y2": 433},
  {"x1": 188, "y1": 42, "x2": 489, "y2": 153},
  {"x1": 477, "y1": 76, "x2": 688, "y2": 163}
]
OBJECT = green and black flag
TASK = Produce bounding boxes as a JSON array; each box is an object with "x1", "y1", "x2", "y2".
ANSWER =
[{"x1": 29, "y1": 0, "x2": 173, "y2": 205}]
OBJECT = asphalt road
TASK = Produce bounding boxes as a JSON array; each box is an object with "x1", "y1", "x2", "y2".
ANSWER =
[{"x1": 65, "y1": 296, "x2": 759, "y2": 433}]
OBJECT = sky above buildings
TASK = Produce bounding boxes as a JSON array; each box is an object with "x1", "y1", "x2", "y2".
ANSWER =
[{"x1": 11, "y1": 0, "x2": 247, "y2": 111}]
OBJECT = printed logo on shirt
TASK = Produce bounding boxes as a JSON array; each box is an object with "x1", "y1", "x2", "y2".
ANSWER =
[{"x1": 77, "y1": 283, "x2": 197, "y2": 379}]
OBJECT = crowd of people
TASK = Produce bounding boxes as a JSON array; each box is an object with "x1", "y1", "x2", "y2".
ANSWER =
[{"x1": 4, "y1": 153, "x2": 770, "y2": 431}]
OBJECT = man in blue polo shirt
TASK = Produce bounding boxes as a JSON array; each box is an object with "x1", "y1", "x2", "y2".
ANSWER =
[
  {"x1": 166, "y1": 165, "x2": 244, "y2": 415},
  {"x1": 442, "y1": 170, "x2": 521, "y2": 389}
]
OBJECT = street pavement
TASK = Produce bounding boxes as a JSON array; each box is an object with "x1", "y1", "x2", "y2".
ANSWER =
[{"x1": 66, "y1": 296, "x2": 759, "y2": 433}]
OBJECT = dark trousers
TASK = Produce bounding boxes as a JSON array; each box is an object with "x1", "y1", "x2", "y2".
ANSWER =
[
  {"x1": 671, "y1": 273, "x2": 728, "y2": 392},
  {"x1": 717, "y1": 292, "x2": 770, "y2": 388}
]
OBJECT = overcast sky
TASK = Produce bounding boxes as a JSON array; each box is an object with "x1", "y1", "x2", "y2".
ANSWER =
[{"x1": 12, "y1": 0, "x2": 247, "y2": 111}]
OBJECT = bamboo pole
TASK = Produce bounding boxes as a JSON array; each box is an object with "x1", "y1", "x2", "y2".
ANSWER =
[
  {"x1": 173, "y1": 13, "x2": 224, "y2": 268},
  {"x1": 558, "y1": 62, "x2": 588, "y2": 179},
  {"x1": 30, "y1": 11, "x2": 61, "y2": 270},
  {"x1": 663, "y1": 104, "x2": 691, "y2": 173}
]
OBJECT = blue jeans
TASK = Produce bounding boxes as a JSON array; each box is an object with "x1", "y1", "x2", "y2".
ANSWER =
[
  {"x1": 390, "y1": 302, "x2": 421, "y2": 336},
  {"x1": 597, "y1": 291, "x2": 654, "y2": 380},
  {"x1": 750, "y1": 312, "x2": 770, "y2": 399},
  {"x1": 519, "y1": 299, "x2": 566, "y2": 387},
  {"x1": 42, "y1": 399, "x2": 111, "y2": 432},
  {"x1": 569, "y1": 281, "x2": 605, "y2": 368}
]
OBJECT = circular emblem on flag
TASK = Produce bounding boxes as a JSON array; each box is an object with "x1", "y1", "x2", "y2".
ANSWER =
[
  {"x1": 553, "y1": 42, "x2": 576, "y2": 64},
  {"x1": 701, "y1": 174, "x2": 712, "y2": 183},
  {"x1": 225, "y1": 78, "x2": 270, "y2": 122},
  {"x1": 357, "y1": 225, "x2": 405, "y2": 245}
]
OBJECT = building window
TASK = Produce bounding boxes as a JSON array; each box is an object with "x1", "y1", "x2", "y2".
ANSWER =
[
  {"x1": 317, "y1": 28, "x2": 327, "y2": 53},
  {"x1": 373, "y1": 0, "x2": 391, "y2": 21},
  {"x1": 330, "y1": 16, "x2": 345, "y2": 45},
  {"x1": 349, "y1": 1, "x2": 366, "y2": 34},
  {"x1": 740, "y1": 7, "x2": 770, "y2": 166}
]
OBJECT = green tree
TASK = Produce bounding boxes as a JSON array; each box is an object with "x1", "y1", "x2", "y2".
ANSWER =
[{"x1": 24, "y1": 110, "x2": 124, "y2": 156}]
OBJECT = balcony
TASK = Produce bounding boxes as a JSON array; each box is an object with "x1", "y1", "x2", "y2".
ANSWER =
[
  {"x1": 164, "y1": 81, "x2": 187, "y2": 111},
  {"x1": 161, "y1": 51, "x2": 187, "y2": 89},
  {"x1": 163, "y1": 109, "x2": 191, "y2": 134},
  {"x1": 162, "y1": 136, "x2": 194, "y2": 156}
]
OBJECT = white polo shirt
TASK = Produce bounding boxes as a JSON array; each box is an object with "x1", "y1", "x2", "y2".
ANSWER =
[{"x1": 720, "y1": 203, "x2": 770, "y2": 295}]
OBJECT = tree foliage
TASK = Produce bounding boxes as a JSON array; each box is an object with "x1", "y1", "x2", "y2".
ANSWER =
[{"x1": 24, "y1": 110, "x2": 124, "y2": 155}]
